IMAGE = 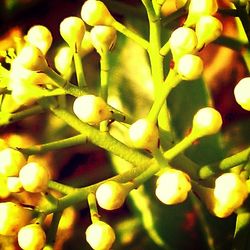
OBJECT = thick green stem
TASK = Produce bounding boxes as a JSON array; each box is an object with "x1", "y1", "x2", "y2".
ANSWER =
[
  {"x1": 50, "y1": 107, "x2": 150, "y2": 168},
  {"x1": 199, "y1": 147, "x2": 250, "y2": 179},
  {"x1": 73, "y1": 52, "x2": 87, "y2": 88},
  {"x1": 112, "y1": 20, "x2": 149, "y2": 50},
  {"x1": 48, "y1": 181, "x2": 77, "y2": 194}
]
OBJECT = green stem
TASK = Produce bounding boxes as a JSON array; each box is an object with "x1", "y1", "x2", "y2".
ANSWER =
[
  {"x1": 147, "y1": 69, "x2": 181, "y2": 123},
  {"x1": 152, "y1": 148, "x2": 168, "y2": 168},
  {"x1": 141, "y1": 0, "x2": 158, "y2": 21},
  {"x1": 0, "y1": 105, "x2": 44, "y2": 126},
  {"x1": 18, "y1": 134, "x2": 87, "y2": 155},
  {"x1": 199, "y1": 147, "x2": 250, "y2": 179},
  {"x1": 164, "y1": 132, "x2": 197, "y2": 161},
  {"x1": 112, "y1": 20, "x2": 149, "y2": 50},
  {"x1": 88, "y1": 193, "x2": 100, "y2": 223},
  {"x1": 50, "y1": 107, "x2": 150, "y2": 167},
  {"x1": 73, "y1": 52, "x2": 87, "y2": 88},
  {"x1": 48, "y1": 181, "x2": 77, "y2": 194},
  {"x1": 46, "y1": 211, "x2": 63, "y2": 247},
  {"x1": 160, "y1": 41, "x2": 170, "y2": 56},
  {"x1": 44, "y1": 67, "x2": 86, "y2": 97}
]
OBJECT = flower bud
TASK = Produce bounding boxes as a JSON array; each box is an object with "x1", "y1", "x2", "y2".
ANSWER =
[
  {"x1": 169, "y1": 27, "x2": 197, "y2": 60},
  {"x1": 185, "y1": 0, "x2": 218, "y2": 26},
  {"x1": 78, "y1": 31, "x2": 94, "y2": 57},
  {"x1": 18, "y1": 223, "x2": 46, "y2": 250},
  {"x1": 73, "y1": 95, "x2": 112, "y2": 125},
  {"x1": 90, "y1": 25, "x2": 117, "y2": 54},
  {"x1": 234, "y1": 77, "x2": 250, "y2": 111},
  {"x1": 192, "y1": 107, "x2": 222, "y2": 137},
  {"x1": 54, "y1": 46, "x2": 73, "y2": 76},
  {"x1": 0, "y1": 202, "x2": 32, "y2": 236},
  {"x1": 96, "y1": 181, "x2": 127, "y2": 210},
  {"x1": 0, "y1": 138, "x2": 8, "y2": 151},
  {"x1": 85, "y1": 221, "x2": 115, "y2": 250},
  {"x1": 177, "y1": 54, "x2": 203, "y2": 80},
  {"x1": 155, "y1": 169, "x2": 191, "y2": 205},
  {"x1": 212, "y1": 173, "x2": 248, "y2": 218},
  {"x1": 26, "y1": 25, "x2": 53, "y2": 55},
  {"x1": 0, "y1": 175, "x2": 10, "y2": 198},
  {"x1": 128, "y1": 118, "x2": 159, "y2": 152},
  {"x1": 175, "y1": 0, "x2": 188, "y2": 9},
  {"x1": 7, "y1": 177, "x2": 23, "y2": 193},
  {"x1": 0, "y1": 148, "x2": 26, "y2": 177},
  {"x1": 15, "y1": 45, "x2": 48, "y2": 72},
  {"x1": 19, "y1": 162, "x2": 50, "y2": 193},
  {"x1": 195, "y1": 15, "x2": 223, "y2": 49},
  {"x1": 81, "y1": 0, "x2": 115, "y2": 26},
  {"x1": 60, "y1": 16, "x2": 85, "y2": 52}
]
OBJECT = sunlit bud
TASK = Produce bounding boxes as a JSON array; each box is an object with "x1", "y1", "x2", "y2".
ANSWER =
[
  {"x1": 192, "y1": 107, "x2": 222, "y2": 137},
  {"x1": 18, "y1": 223, "x2": 46, "y2": 250},
  {"x1": 60, "y1": 16, "x2": 85, "y2": 52},
  {"x1": 175, "y1": 0, "x2": 188, "y2": 9},
  {"x1": 0, "y1": 148, "x2": 26, "y2": 177},
  {"x1": 90, "y1": 25, "x2": 117, "y2": 54},
  {"x1": 7, "y1": 177, "x2": 23, "y2": 193},
  {"x1": 212, "y1": 173, "x2": 248, "y2": 218},
  {"x1": 78, "y1": 31, "x2": 94, "y2": 57},
  {"x1": 19, "y1": 162, "x2": 50, "y2": 193},
  {"x1": 86, "y1": 221, "x2": 116, "y2": 250},
  {"x1": 96, "y1": 181, "x2": 128, "y2": 210},
  {"x1": 0, "y1": 175, "x2": 10, "y2": 198},
  {"x1": 234, "y1": 77, "x2": 250, "y2": 111},
  {"x1": 155, "y1": 169, "x2": 191, "y2": 205},
  {"x1": 73, "y1": 95, "x2": 112, "y2": 125},
  {"x1": 0, "y1": 138, "x2": 8, "y2": 151},
  {"x1": 15, "y1": 45, "x2": 48, "y2": 71},
  {"x1": 177, "y1": 54, "x2": 203, "y2": 80},
  {"x1": 54, "y1": 46, "x2": 73, "y2": 77},
  {"x1": 185, "y1": 0, "x2": 218, "y2": 26},
  {"x1": 0, "y1": 202, "x2": 32, "y2": 236},
  {"x1": 81, "y1": 0, "x2": 115, "y2": 26},
  {"x1": 195, "y1": 15, "x2": 223, "y2": 49},
  {"x1": 128, "y1": 118, "x2": 159, "y2": 152},
  {"x1": 26, "y1": 25, "x2": 53, "y2": 55},
  {"x1": 169, "y1": 27, "x2": 197, "y2": 60}
]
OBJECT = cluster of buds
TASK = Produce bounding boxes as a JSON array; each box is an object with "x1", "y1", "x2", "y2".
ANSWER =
[{"x1": 170, "y1": 0, "x2": 222, "y2": 80}]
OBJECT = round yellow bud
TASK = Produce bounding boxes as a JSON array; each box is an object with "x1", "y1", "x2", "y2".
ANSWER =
[
  {"x1": 26, "y1": 25, "x2": 53, "y2": 55},
  {"x1": 175, "y1": 0, "x2": 188, "y2": 9},
  {"x1": 169, "y1": 27, "x2": 197, "y2": 59},
  {"x1": 128, "y1": 118, "x2": 159, "y2": 152},
  {"x1": 195, "y1": 15, "x2": 223, "y2": 49},
  {"x1": 7, "y1": 177, "x2": 23, "y2": 193},
  {"x1": 90, "y1": 25, "x2": 117, "y2": 54},
  {"x1": 0, "y1": 175, "x2": 10, "y2": 198},
  {"x1": 81, "y1": 0, "x2": 115, "y2": 26},
  {"x1": 15, "y1": 45, "x2": 48, "y2": 71},
  {"x1": 0, "y1": 138, "x2": 8, "y2": 151},
  {"x1": 192, "y1": 107, "x2": 222, "y2": 137},
  {"x1": 0, "y1": 148, "x2": 26, "y2": 177},
  {"x1": 78, "y1": 31, "x2": 94, "y2": 57},
  {"x1": 54, "y1": 46, "x2": 73, "y2": 76},
  {"x1": 212, "y1": 173, "x2": 248, "y2": 218},
  {"x1": 85, "y1": 221, "x2": 115, "y2": 250},
  {"x1": 0, "y1": 202, "x2": 32, "y2": 236},
  {"x1": 19, "y1": 162, "x2": 50, "y2": 193},
  {"x1": 185, "y1": 0, "x2": 218, "y2": 26},
  {"x1": 155, "y1": 169, "x2": 191, "y2": 205},
  {"x1": 73, "y1": 95, "x2": 112, "y2": 125},
  {"x1": 96, "y1": 181, "x2": 127, "y2": 210},
  {"x1": 234, "y1": 77, "x2": 250, "y2": 111},
  {"x1": 177, "y1": 54, "x2": 203, "y2": 80},
  {"x1": 18, "y1": 223, "x2": 46, "y2": 250},
  {"x1": 60, "y1": 16, "x2": 85, "y2": 52}
]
